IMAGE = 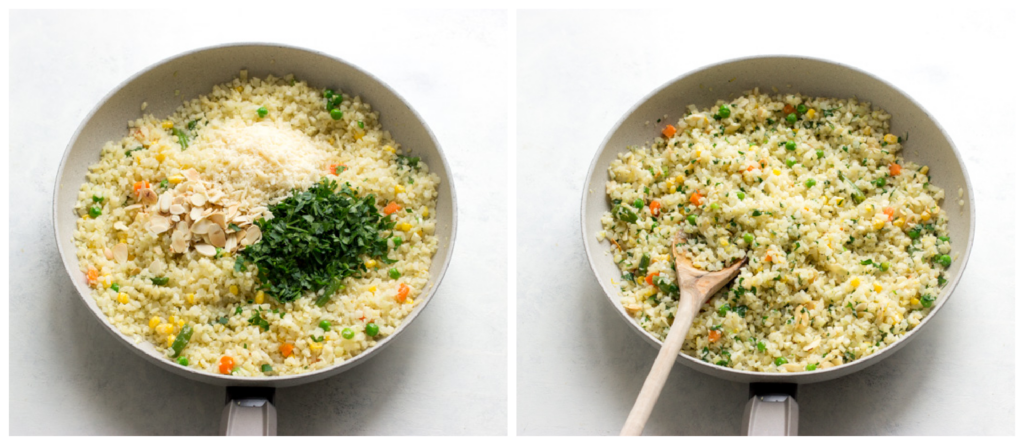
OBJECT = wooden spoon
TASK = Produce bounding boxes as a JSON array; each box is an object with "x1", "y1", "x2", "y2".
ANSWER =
[{"x1": 620, "y1": 231, "x2": 748, "y2": 436}]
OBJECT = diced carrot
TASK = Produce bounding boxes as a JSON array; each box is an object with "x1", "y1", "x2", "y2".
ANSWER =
[
  {"x1": 883, "y1": 207, "x2": 895, "y2": 221},
  {"x1": 782, "y1": 104, "x2": 795, "y2": 115},
  {"x1": 765, "y1": 254, "x2": 772, "y2": 263},
  {"x1": 218, "y1": 356, "x2": 235, "y2": 374},
  {"x1": 279, "y1": 343, "x2": 294, "y2": 358},
  {"x1": 747, "y1": 165, "x2": 756, "y2": 171},
  {"x1": 86, "y1": 267, "x2": 99, "y2": 286},
  {"x1": 132, "y1": 181, "x2": 150, "y2": 195},
  {"x1": 690, "y1": 191, "x2": 703, "y2": 206},
  {"x1": 889, "y1": 163, "x2": 902, "y2": 177},
  {"x1": 662, "y1": 125, "x2": 677, "y2": 139},
  {"x1": 396, "y1": 283, "x2": 410, "y2": 302},
  {"x1": 328, "y1": 163, "x2": 347, "y2": 175},
  {"x1": 383, "y1": 201, "x2": 401, "y2": 215},
  {"x1": 645, "y1": 272, "x2": 659, "y2": 286},
  {"x1": 650, "y1": 201, "x2": 662, "y2": 216},
  {"x1": 708, "y1": 330, "x2": 722, "y2": 343}
]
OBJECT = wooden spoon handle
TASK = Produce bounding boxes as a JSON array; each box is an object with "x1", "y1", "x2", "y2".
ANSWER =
[{"x1": 620, "y1": 284, "x2": 701, "y2": 436}]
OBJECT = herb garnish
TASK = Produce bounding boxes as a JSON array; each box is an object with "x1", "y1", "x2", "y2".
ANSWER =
[{"x1": 236, "y1": 178, "x2": 394, "y2": 305}]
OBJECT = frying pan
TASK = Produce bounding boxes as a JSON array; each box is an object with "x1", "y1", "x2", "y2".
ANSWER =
[
  {"x1": 52, "y1": 43, "x2": 458, "y2": 435},
  {"x1": 581, "y1": 56, "x2": 974, "y2": 435}
]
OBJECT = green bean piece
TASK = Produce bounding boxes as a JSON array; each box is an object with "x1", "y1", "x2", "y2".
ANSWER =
[
  {"x1": 638, "y1": 253, "x2": 651, "y2": 275},
  {"x1": 170, "y1": 324, "x2": 193, "y2": 358}
]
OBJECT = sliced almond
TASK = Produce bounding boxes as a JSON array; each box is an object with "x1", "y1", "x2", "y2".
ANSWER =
[
  {"x1": 170, "y1": 214, "x2": 180, "y2": 222},
  {"x1": 171, "y1": 229, "x2": 188, "y2": 253},
  {"x1": 225, "y1": 204, "x2": 240, "y2": 221},
  {"x1": 194, "y1": 243, "x2": 217, "y2": 257},
  {"x1": 158, "y1": 192, "x2": 172, "y2": 213},
  {"x1": 191, "y1": 218, "x2": 212, "y2": 235},
  {"x1": 242, "y1": 225, "x2": 262, "y2": 246},
  {"x1": 189, "y1": 193, "x2": 207, "y2": 207},
  {"x1": 183, "y1": 168, "x2": 201, "y2": 182},
  {"x1": 224, "y1": 235, "x2": 237, "y2": 252},
  {"x1": 782, "y1": 363, "x2": 804, "y2": 373},
  {"x1": 112, "y1": 243, "x2": 128, "y2": 263},
  {"x1": 123, "y1": 204, "x2": 143, "y2": 212},
  {"x1": 138, "y1": 188, "x2": 159, "y2": 205},
  {"x1": 208, "y1": 212, "x2": 226, "y2": 229},
  {"x1": 148, "y1": 214, "x2": 171, "y2": 234},
  {"x1": 208, "y1": 224, "x2": 226, "y2": 248},
  {"x1": 190, "y1": 206, "x2": 204, "y2": 221},
  {"x1": 113, "y1": 221, "x2": 129, "y2": 231},
  {"x1": 149, "y1": 258, "x2": 167, "y2": 275},
  {"x1": 207, "y1": 189, "x2": 225, "y2": 204},
  {"x1": 103, "y1": 247, "x2": 114, "y2": 260},
  {"x1": 169, "y1": 203, "x2": 187, "y2": 215},
  {"x1": 803, "y1": 338, "x2": 821, "y2": 352}
]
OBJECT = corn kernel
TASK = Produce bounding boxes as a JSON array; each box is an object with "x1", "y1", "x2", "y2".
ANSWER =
[
  {"x1": 255, "y1": 291, "x2": 264, "y2": 305},
  {"x1": 635, "y1": 276, "x2": 644, "y2": 286},
  {"x1": 365, "y1": 259, "x2": 377, "y2": 268},
  {"x1": 159, "y1": 324, "x2": 173, "y2": 335},
  {"x1": 675, "y1": 175, "x2": 685, "y2": 183},
  {"x1": 369, "y1": 286, "x2": 377, "y2": 293},
  {"x1": 719, "y1": 237, "x2": 728, "y2": 246},
  {"x1": 397, "y1": 222, "x2": 412, "y2": 232},
  {"x1": 416, "y1": 229, "x2": 423, "y2": 239},
  {"x1": 235, "y1": 85, "x2": 243, "y2": 93},
  {"x1": 395, "y1": 185, "x2": 405, "y2": 194},
  {"x1": 309, "y1": 342, "x2": 323, "y2": 353},
  {"x1": 893, "y1": 217, "x2": 906, "y2": 228},
  {"x1": 883, "y1": 134, "x2": 898, "y2": 144},
  {"x1": 167, "y1": 335, "x2": 175, "y2": 347},
  {"x1": 161, "y1": 120, "x2": 174, "y2": 129},
  {"x1": 168, "y1": 174, "x2": 184, "y2": 184},
  {"x1": 807, "y1": 109, "x2": 816, "y2": 118},
  {"x1": 187, "y1": 293, "x2": 195, "y2": 305},
  {"x1": 695, "y1": 150, "x2": 702, "y2": 157},
  {"x1": 911, "y1": 298, "x2": 920, "y2": 305},
  {"x1": 873, "y1": 219, "x2": 885, "y2": 231},
  {"x1": 921, "y1": 211, "x2": 931, "y2": 222},
  {"x1": 421, "y1": 208, "x2": 430, "y2": 218},
  {"x1": 178, "y1": 320, "x2": 185, "y2": 328},
  {"x1": 405, "y1": 298, "x2": 414, "y2": 305},
  {"x1": 155, "y1": 152, "x2": 166, "y2": 162},
  {"x1": 149, "y1": 317, "x2": 161, "y2": 329},
  {"x1": 229, "y1": 285, "x2": 239, "y2": 295},
  {"x1": 168, "y1": 315, "x2": 175, "y2": 324},
  {"x1": 862, "y1": 127, "x2": 872, "y2": 135},
  {"x1": 384, "y1": 145, "x2": 395, "y2": 153},
  {"x1": 772, "y1": 168, "x2": 781, "y2": 176},
  {"x1": 920, "y1": 166, "x2": 929, "y2": 175},
  {"x1": 100, "y1": 275, "x2": 113, "y2": 288},
  {"x1": 119, "y1": 233, "x2": 128, "y2": 243},
  {"x1": 117, "y1": 293, "x2": 129, "y2": 304},
  {"x1": 354, "y1": 129, "x2": 365, "y2": 141},
  {"x1": 874, "y1": 283, "x2": 882, "y2": 292},
  {"x1": 851, "y1": 278, "x2": 860, "y2": 288}
]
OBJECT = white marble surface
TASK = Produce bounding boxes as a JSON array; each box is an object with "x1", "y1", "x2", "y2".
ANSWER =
[
  {"x1": 9, "y1": 10, "x2": 507, "y2": 435},
  {"x1": 516, "y1": 8, "x2": 1015, "y2": 435}
]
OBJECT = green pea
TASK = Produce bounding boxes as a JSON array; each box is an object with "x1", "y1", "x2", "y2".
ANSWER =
[
  {"x1": 319, "y1": 320, "x2": 331, "y2": 331},
  {"x1": 816, "y1": 150, "x2": 824, "y2": 159},
  {"x1": 710, "y1": 203, "x2": 720, "y2": 211},
  {"x1": 341, "y1": 328, "x2": 355, "y2": 339},
  {"x1": 324, "y1": 89, "x2": 334, "y2": 98},
  {"x1": 797, "y1": 104, "x2": 808, "y2": 114},
  {"x1": 908, "y1": 227, "x2": 922, "y2": 239},
  {"x1": 393, "y1": 237, "x2": 403, "y2": 247},
  {"x1": 806, "y1": 363, "x2": 817, "y2": 371},
  {"x1": 756, "y1": 341, "x2": 766, "y2": 352},
  {"x1": 257, "y1": 106, "x2": 268, "y2": 118},
  {"x1": 330, "y1": 95, "x2": 343, "y2": 108},
  {"x1": 880, "y1": 262, "x2": 890, "y2": 272},
  {"x1": 358, "y1": 121, "x2": 365, "y2": 129},
  {"x1": 785, "y1": 140, "x2": 796, "y2": 151},
  {"x1": 633, "y1": 198, "x2": 644, "y2": 209},
  {"x1": 786, "y1": 158, "x2": 796, "y2": 168},
  {"x1": 389, "y1": 268, "x2": 401, "y2": 279},
  {"x1": 365, "y1": 323, "x2": 379, "y2": 337},
  {"x1": 786, "y1": 113, "x2": 797, "y2": 123},
  {"x1": 177, "y1": 357, "x2": 189, "y2": 366},
  {"x1": 718, "y1": 105, "x2": 731, "y2": 119},
  {"x1": 687, "y1": 214, "x2": 697, "y2": 225},
  {"x1": 717, "y1": 305, "x2": 730, "y2": 317},
  {"x1": 743, "y1": 233, "x2": 754, "y2": 244},
  {"x1": 330, "y1": 108, "x2": 342, "y2": 120},
  {"x1": 937, "y1": 255, "x2": 951, "y2": 268},
  {"x1": 736, "y1": 191, "x2": 746, "y2": 200},
  {"x1": 110, "y1": 283, "x2": 120, "y2": 292},
  {"x1": 805, "y1": 178, "x2": 816, "y2": 188},
  {"x1": 261, "y1": 364, "x2": 273, "y2": 373},
  {"x1": 88, "y1": 205, "x2": 102, "y2": 218},
  {"x1": 774, "y1": 357, "x2": 788, "y2": 366}
]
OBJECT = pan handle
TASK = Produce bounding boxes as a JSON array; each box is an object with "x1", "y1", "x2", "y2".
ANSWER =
[
  {"x1": 742, "y1": 383, "x2": 798, "y2": 436},
  {"x1": 220, "y1": 387, "x2": 277, "y2": 436}
]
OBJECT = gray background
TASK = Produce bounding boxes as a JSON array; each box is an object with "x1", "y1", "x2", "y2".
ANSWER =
[
  {"x1": 516, "y1": 8, "x2": 1015, "y2": 435},
  {"x1": 10, "y1": 10, "x2": 507, "y2": 435}
]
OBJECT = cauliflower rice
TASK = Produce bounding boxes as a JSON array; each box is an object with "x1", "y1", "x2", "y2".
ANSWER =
[
  {"x1": 599, "y1": 89, "x2": 954, "y2": 372},
  {"x1": 74, "y1": 72, "x2": 439, "y2": 376}
]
